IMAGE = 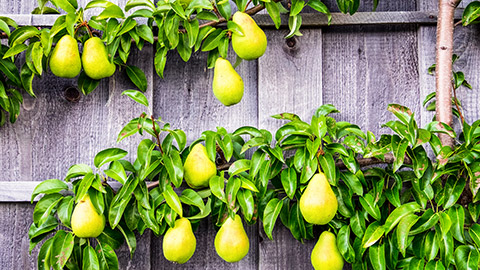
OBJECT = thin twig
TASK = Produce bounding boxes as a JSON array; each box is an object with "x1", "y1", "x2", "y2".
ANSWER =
[
  {"x1": 452, "y1": 82, "x2": 465, "y2": 124},
  {"x1": 151, "y1": 115, "x2": 164, "y2": 154}
]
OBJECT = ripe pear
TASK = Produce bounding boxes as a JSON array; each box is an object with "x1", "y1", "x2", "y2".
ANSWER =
[
  {"x1": 212, "y1": 57, "x2": 244, "y2": 106},
  {"x1": 49, "y1": 35, "x2": 81, "y2": 78},
  {"x1": 231, "y1": 12, "x2": 267, "y2": 60},
  {"x1": 299, "y1": 173, "x2": 338, "y2": 225},
  {"x1": 214, "y1": 214, "x2": 249, "y2": 262},
  {"x1": 311, "y1": 231, "x2": 344, "y2": 270},
  {"x1": 71, "y1": 194, "x2": 105, "y2": 238},
  {"x1": 184, "y1": 144, "x2": 217, "y2": 189},
  {"x1": 163, "y1": 218, "x2": 196, "y2": 264},
  {"x1": 81, "y1": 37, "x2": 116, "y2": 80}
]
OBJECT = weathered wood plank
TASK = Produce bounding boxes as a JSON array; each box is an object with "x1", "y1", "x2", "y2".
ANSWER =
[
  {"x1": 322, "y1": 24, "x2": 420, "y2": 135},
  {"x1": 257, "y1": 28, "x2": 323, "y2": 270}
]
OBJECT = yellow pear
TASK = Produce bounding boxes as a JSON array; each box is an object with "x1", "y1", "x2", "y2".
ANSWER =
[
  {"x1": 49, "y1": 35, "x2": 81, "y2": 78},
  {"x1": 214, "y1": 214, "x2": 249, "y2": 262},
  {"x1": 81, "y1": 37, "x2": 116, "y2": 80},
  {"x1": 212, "y1": 57, "x2": 244, "y2": 106},
  {"x1": 163, "y1": 218, "x2": 196, "y2": 264},
  {"x1": 311, "y1": 231, "x2": 344, "y2": 270},
  {"x1": 299, "y1": 172, "x2": 338, "y2": 225},
  {"x1": 184, "y1": 144, "x2": 217, "y2": 188},
  {"x1": 71, "y1": 194, "x2": 105, "y2": 238},
  {"x1": 231, "y1": 12, "x2": 267, "y2": 60}
]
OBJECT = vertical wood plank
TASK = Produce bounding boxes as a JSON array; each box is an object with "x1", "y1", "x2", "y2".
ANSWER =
[
  {"x1": 150, "y1": 48, "x2": 259, "y2": 268},
  {"x1": 322, "y1": 25, "x2": 420, "y2": 135},
  {"x1": 257, "y1": 29, "x2": 323, "y2": 270}
]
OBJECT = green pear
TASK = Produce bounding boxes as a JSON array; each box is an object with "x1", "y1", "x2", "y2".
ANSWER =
[
  {"x1": 184, "y1": 143, "x2": 217, "y2": 189},
  {"x1": 299, "y1": 172, "x2": 338, "y2": 225},
  {"x1": 163, "y1": 218, "x2": 196, "y2": 264},
  {"x1": 71, "y1": 194, "x2": 105, "y2": 238},
  {"x1": 311, "y1": 231, "x2": 344, "y2": 270},
  {"x1": 49, "y1": 35, "x2": 81, "y2": 78},
  {"x1": 214, "y1": 214, "x2": 249, "y2": 263},
  {"x1": 81, "y1": 37, "x2": 116, "y2": 80},
  {"x1": 212, "y1": 57, "x2": 244, "y2": 106},
  {"x1": 231, "y1": 12, "x2": 267, "y2": 60}
]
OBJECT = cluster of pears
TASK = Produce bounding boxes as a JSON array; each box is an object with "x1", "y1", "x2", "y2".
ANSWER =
[
  {"x1": 299, "y1": 173, "x2": 344, "y2": 269},
  {"x1": 49, "y1": 34, "x2": 115, "y2": 80},
  {"x1": 212, "y1": 12, "x2": 267, "y2": 106},
  {"x1": 71, "y1": 194, "x2": 106, "y2": 238},
  {"x1": 162, "y1": 215, "x2": 250, "y2": 264}
]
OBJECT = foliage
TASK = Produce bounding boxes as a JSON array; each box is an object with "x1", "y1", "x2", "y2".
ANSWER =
[{"x1": 29, "y1": 91, "x2": 480, "y2": 269}]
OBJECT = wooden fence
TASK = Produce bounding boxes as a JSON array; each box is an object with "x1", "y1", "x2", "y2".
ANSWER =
[{"x1": 1, "y1": 0, "x2": 479, "y2": 269}]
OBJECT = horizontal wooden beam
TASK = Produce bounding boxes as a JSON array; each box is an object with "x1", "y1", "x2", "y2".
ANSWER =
[
  {"x1": 0, "y1": 10, "x2": 464, "y2": 28},
  {"x1": 0, "y1": 181, "x2": 124, "y2": 202}
]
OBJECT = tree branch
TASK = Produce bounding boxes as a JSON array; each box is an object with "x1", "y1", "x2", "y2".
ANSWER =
[{"x1": 435, "y1": 0, "x2": 460, "y2": 148}]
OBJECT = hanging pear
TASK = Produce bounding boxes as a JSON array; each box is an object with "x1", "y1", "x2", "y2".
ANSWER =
[
  {"x1": 214, "y1": 214, "x2": 250, "y2": 262},
  {"x1": 212, "y1": 57, "x2": 244, "y2": 106},
  {"x1": 311, "y1": 231, "x2": 344, "y2": 270},
  {"x1": 81, "y1": 37, "x2": 116, "y2": 80},
  {"x1": 71, "y1": 194, "x2": 105, "y2": 238},
  {"x1": 49, "y1": 35, "x2": 82, "y2": 78},
  {"x1": 299, "y1": 172, "x2": 338, "y2": 225},
  {"x1": 163, "y1": 218, "x2": 196, "y2": 264},
  {"x1": 231, "y1": 12, "x2": 267, "y2": 60},
  {"x1": 184, "y1": 143, "x2": 217, "y2": 188}
]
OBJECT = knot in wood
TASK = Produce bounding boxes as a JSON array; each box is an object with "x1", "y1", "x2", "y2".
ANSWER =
[
  {"x1": 283, "y1": 37, "x2": 299, "y2": 56},
  {"x1": 64, "y1": 86, "x2": 81, "y2": 102},
  {"x1": 440, "y1": 46, "x2": 448, "y2": 50}
]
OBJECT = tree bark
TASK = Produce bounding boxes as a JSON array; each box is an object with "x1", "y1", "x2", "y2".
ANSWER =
[{"x1": 435, "y1": 0, "x2": 460, "y2": 148}]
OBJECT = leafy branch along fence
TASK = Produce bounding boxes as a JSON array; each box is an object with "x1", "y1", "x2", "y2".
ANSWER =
[{"x1": 1, "y1": 0, "x2": 480, "y2": 269}]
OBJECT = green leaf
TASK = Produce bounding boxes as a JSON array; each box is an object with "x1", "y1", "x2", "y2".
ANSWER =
[
  {"x1": 57, "y1": 196, "x2": 74, "y2": 228},
  {"x1": 454, "y1": 245, "x2": 479, "y2": 270},
  {"x1": 439, "y1": 211, "x2": 452, "y2": 238},
  {"x1": 94, "y1": 148, "x2": 128, "y2": 168},
  {"x1": 31, "y1": 179, "x2": 68, "y2": 203},
  {"x1": 425, "y1": 121, "x2": 456, "y2": 138},
  {"x1": 350, "y1": 211, "x2": 366, "y2": 238},
  {"x1": 82, "y1": 245, "x2": 100, "y2": 270},
  {"x1": 410, "y1": 209, "x2": 439, "y2": 235},
  {"x1": 125, "y1": 0, "x2": 155, "y2": 11},
  {"x1": 307, "y1": 0, "x2": 331, "y2": 24},
  {"x1": 33, "y1": 193, "x2": 63, "y2": 226},
  {"x1": 96, "y1": 5, "x2": 125, "y2": 20},
  {"x1": 3, "y1": 43, "x2": 28, "y2": 58},
  {"x1": 448, "y1": 205, "x2": 465, "y2": 243},
  {"x1": 444, "y1": 177, "x2": 466, "y2": 209},
  {"x1": 359, "y1": 194, "x2": 381, "y2": 220},
  {"x1": 469, "y1": 223, "x2": 480, "y2": 249},
  {"x1": 237, "y1": 189, "x2": 254, "y2": 222},
  {"x1": 337, "y1": 225, "x2": 355, "y2": 263},
  {"x1": 281, "y1": 168, "x2": 297, "y2": 199},
  {"x1": 95, "y1": 242, "x2": 119, "y2": 270},
  {"x1": 65, "y1": 164, "x2": 93, "y2": 181},
  {"x1": 462, "y1": 2, "x2": 480, "y2": 25},
  {"x1": 425, "y1": 260, "x2": 445, "y2": 270},
  {"x1": 180, "y1": 189, "x2": 205, "y2": 211},
  {"x1": 263, "y1": 198, "x2": 283, "y2": 240},
  {"x1": 341, "y1": 171, "x2": 363, "y2": 196},
  {"x1": 362, "y1": 221, "x2": 385, "y2": 248},
  {"x1": 209, "y1": 175, "x2": 226, "y2": 202},
  {"x1": 318, "y1": 152, "x2": 336, "y2": 185},
  {"x1": 392, "y1": 138, "x2": 409, "y2": 172},
  {"x1": 163, "y1": 185, "x2": 183, "y2": 217},
  {"x1": 397, "y1": 213, "x2": 420, "y2": 256},
  {"x1": 0, "y1": 58, "x2": 22, "y2": 86},
  {"x1": 37, "y1": 237, "x2": 53, "y2": 270},
  {"x1": 125, "y1": 66, "x2": 147, "y2": 92},
  {"x1": 104, "y1": 160, "x2": 127, "y2": 185},
  {"x1": 369, "y1": 243, "x2": 386, "y2": 270},
  {"x1": 384, "y1": 202, "x2": 421, "y2": 234},
  {"x1": 77, "y1": 71, "x2": 100, "y2": 95},
  {"x1": 28, "y1": 215, "x2": 58, "y2": 240},
  {"x1": 265, "y1": 1, "x2": 281, "y2": 29},
  {"x1": 228, "y1": 159, "x2": 251, "y2": 176},
  {"x1": 387, "y1": 104, "x2": 413, "y2": 125},
  {"x1": 50, "y1": 230, "x2": 74, "y2": 270},
  {"x1": 75, "y1": 173, "x2": 95, "y2": 203},
  {"x1": 121, "y1": 90, "x2": 149, "y2": 107}
]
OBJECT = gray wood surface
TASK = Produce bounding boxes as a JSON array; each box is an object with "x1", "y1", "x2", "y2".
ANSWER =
[{"x1": 1, "y1": 0, "x2": 480, "y2": 269}]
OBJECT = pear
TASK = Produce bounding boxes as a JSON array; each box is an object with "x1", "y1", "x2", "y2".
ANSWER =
[
  {"x1": 231, "y1": 12, "x2": 267, "y2": 60},
  {"x1": 299, "y1": 173, "x2": 338, "y2": 225},
  {"x1": 163, "y1": 218, "x2": 196, "y2": 264},
  {"x1": 184, "y1": 143, "x2": 217, "y2": 188},
  {"x1": 212, "y1": 57, "x2": 244, "y2": 106},
  {"x1": 311, "y1": 231, "x2": 344, "y2": 270},
  {"x1": 81, "y1": 37, "x2": 116, "y2": 80},
  {"x1": 71, "y1": 194, "x2": 105, "y2": 238},
  {"x1": 214, "y1": 214, "x2": 249, "y2": 263},
  {"x1": 49, "y1": 35, "x2": 81, "y2": 78}
]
